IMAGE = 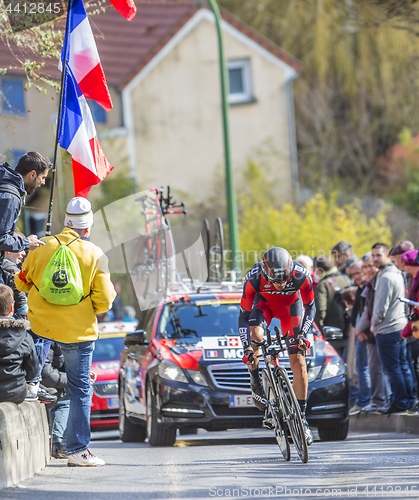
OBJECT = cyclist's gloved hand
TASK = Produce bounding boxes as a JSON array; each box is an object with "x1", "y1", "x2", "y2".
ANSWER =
[
  {"x1": 297, "y1": 336, "x2": 310, "y2": 352},
  {"x1": 242, "y1": 349, "x2": 255, "y2": 365}
]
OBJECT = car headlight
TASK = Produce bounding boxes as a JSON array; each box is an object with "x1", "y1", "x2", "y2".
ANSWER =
[
  {"x1": 187, "y1": 370, "x2": 208, "y2": 386},
  {"x1": 158, "y1": 360, "x2": 188, "y2": 383},
  {"x1": 307, "y1": 365, "x2": 322, "y2": 382},
  {"x1": 321, "y1": 355, "x2": 346, "y2": 380}
]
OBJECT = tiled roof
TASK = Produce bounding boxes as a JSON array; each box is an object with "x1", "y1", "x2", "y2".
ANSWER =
[
  {"x1": 0, "y1": 1, "x2": 303, "y2": 91},
  {"x1": 92, "y1": 1, "x2": 199, "y2": 90}
]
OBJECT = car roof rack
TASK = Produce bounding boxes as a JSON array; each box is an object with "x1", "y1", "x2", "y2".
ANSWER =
[{"x1": 165, "y1": 277, "x2": 243, "y2": 297}]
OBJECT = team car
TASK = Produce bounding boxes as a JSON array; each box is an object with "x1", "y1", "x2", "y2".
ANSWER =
[
  {"x1": 90, "y1": 321, "x2": 137, "y2": 430},
  {"x1": 118, "y1": 285, "x2": 349, "y2": 446}
]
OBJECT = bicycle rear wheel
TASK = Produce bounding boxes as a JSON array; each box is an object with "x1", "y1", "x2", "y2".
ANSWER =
[
  {"x1": 261, "y1": 369, "x2": 290, "y2": 461},
  {"x1": 275, "y1": 367, "x2": 308, "y2": 463}
]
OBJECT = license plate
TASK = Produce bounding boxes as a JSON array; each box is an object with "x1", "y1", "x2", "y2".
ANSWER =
[
  {"x1": 107, "y1": 397, "x2": 119, "y2": 409},
  {"x1": 229, "y1": 395, "x2": 255, "y2": 408}
]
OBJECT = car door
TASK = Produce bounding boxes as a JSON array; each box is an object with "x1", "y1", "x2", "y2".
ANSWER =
[{"x1": 136, "y1": 307, "x2": 160, "y2": 416}]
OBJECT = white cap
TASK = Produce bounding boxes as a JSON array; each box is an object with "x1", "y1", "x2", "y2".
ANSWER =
[{"x1": 64, "y1": 197, "x2": 94, "y2": 229}]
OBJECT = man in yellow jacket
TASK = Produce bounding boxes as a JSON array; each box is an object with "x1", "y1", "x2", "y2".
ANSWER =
[{"x1": 16, "y1": 197, "x2": 116, "y2": 467}]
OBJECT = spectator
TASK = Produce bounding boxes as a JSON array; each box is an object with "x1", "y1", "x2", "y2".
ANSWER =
[
  {"x1": 41, "y1": 342, "x2": 69, "y2": 458},
  {"x1": 122, "y1": 305, "x2": 139, "y2": 325},
  {"x1": 314, "y1": 255, "x2": 349, "y2": 355},
  {"x1": 110, "y1": 281, "x2": 123, "y2": 321},
  {"x1": 342, "y1": 286, "x2": 357, "y2": 309},
  {"x1": 296, "y1": 254, "x2": 316, "y2": 289},
  {"x1": 296, "y1": 255, "x2": 314, "y2": 274},
  {"x1": 400, "y1": 249, "x2": 419, "y2": 408},
  {"x1": 371, "y1": 242, "x2": 415, "y2": 413},
  {"x1": 341, "y1": 284, "x2": 359, "y2": 405},
  {"x1": 0, "y1": 153, "x2": 51, "y2": 283},
  {"x1": 331, "y1": 240, "x2": 357, "y2": 284},
  {"x1": 389, "y1": 241, "x2": 414, "y2": 271},
  {"x1": 356, "y1": 253, "x2": 388, "y2": 412},
  {"x1": 16, "y1": 197, "x2": 116, "y2": 467},
  {"x1": 348, "y1": 260, "x2": 371, "y2": 414},
  {"x1": 389, "y1": 240, "x2": 415, "y2": 292},
  {"x1": 1, "y1": 229, "x2": 28, "y2": 317},
  {"x1": 0, "y1": 284, "x2": 39, "y2": 404}
]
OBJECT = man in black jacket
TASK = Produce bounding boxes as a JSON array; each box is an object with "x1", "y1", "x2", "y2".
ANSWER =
[
  {"x1": 348, "y1": 258, "x2": 371, "y2": 414},
  {"x1": 42, "y1": 342, "x2": 69, "y2": 458},
  {"x1": 0, "y1": 152, "x2": 51, "y2": 283},
  {"x1": 0, "y1": 284, "x2": 39, "y2": 404}
]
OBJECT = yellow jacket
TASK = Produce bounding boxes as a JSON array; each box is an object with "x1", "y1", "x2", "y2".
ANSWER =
[{"x1": 15, "y1": 227, "x2": 116, "y2": 344}]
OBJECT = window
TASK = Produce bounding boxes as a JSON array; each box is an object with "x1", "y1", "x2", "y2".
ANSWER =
[
  {"x1": 1, "y1": 79, "x2": 25, "y2": 115},
  {"x1": 157, "y1": 303, "x2": 241, "y2": 339},
  {"x1": 227, "y1": 58, "x2": 254, "y2": 105},
  {"x1": 88, "y1": 100, "x2": 107, "y2": 124}
]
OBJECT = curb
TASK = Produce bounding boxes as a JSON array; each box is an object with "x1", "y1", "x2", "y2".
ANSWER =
[
  {"x1": 0, "y1": 401, "x2": 49, "y2": 489},
  {"x1": 349, "y1": 411, "x2": 419, "y2": 435}
]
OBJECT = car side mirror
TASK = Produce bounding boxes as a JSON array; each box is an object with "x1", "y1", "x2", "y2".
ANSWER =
[
  {"x1": 322, "y1": 326, "x2": 344, "y2": 340},
  {"x1": 124, "y1": 329, "x2": 148, "y2": 346}
]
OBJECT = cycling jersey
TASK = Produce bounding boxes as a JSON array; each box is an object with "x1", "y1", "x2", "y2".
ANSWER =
[{"x1": 238, "y1": 261, "x2": 316, "y2": 355}]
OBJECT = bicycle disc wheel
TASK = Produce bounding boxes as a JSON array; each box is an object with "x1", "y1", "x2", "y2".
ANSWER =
[
  {"x1": 202, "y1": 219, "x2": 210, "y2": 282},
  {"x1": 275, "y1": 367, "x2": 308, "y2": 463},
  {"x1": 156, "y1": 225, "x2": 169, "y2": 295},
  {"x1": 261, "y1": 369, "x2": 290, "y2": 461},
  {"x1": 211, "y1": 217, "x2": 225, "y2": 281}
]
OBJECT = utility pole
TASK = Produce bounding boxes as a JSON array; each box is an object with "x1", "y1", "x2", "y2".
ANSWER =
[{"x1": 207, "y1": 0, "x2": 240, "y2": 274}]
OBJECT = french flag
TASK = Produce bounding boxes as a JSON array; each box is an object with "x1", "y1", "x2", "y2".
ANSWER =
[
  {"x1": 61, "y1": 0, "x2": 112, "y2": 111},
  {"x1": 108, "y1": 0, "x2": 136, "y2": 21},
  {"x1": 58, "y1": 65, "x2": 113, "y2": 197}
]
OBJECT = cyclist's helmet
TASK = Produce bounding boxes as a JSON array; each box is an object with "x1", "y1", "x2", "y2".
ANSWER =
[{"x1": 261, "y1": 247, "x2": 293, "y2": 284}]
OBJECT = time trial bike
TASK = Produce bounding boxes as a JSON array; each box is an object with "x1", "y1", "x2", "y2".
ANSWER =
[{"x1": 252, "y1": 326, "x2": 309, "y2": 463}]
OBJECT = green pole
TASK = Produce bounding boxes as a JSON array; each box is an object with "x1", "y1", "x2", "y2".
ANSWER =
[{"x1": 207, "y1": 0, "x2": 240, "y2": 275}]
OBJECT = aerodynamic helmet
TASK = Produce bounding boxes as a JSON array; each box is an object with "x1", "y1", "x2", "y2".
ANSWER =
[{"x1": 261, "y1": 247, "x2": 293, "y2": 284}]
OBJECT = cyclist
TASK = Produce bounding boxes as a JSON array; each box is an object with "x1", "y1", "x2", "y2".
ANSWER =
[{"x1": 238, "y1": 247, "x2": 316, "y2": 445}]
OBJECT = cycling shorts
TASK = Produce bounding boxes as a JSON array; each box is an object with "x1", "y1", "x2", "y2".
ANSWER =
[{"x1": 248, "y1": 295, "x2": 307, "y2": 355}]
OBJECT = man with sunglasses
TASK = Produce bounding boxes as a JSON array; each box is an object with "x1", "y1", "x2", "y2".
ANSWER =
[{"x1": 239, "y1": 247, "x2": 316, "y2": 445}]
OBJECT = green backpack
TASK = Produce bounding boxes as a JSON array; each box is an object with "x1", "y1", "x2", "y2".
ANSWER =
[{"x1": 38, "y1": 236, "x2": 84, "y2": 306}]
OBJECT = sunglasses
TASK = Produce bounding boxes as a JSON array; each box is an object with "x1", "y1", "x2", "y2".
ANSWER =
[{"x1": 263, "y1": 272, "x2": 289, "y2": 285}]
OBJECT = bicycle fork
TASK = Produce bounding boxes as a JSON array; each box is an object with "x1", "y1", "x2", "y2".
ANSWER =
[{"x1": 262, "y1": 364, "x2": 281, "y2": 430}]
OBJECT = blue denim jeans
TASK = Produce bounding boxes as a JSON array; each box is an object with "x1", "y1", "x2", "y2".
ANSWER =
[
  {"x1": 376, "y1": 332, "x2": 415, "y2": 410},
  {"x1": 51, "y1": 393, "x2": 70, "y2": 447},
  {"x1": 355, "y1": 339, "x2": 371, "y2": 407},
  {"x1": 28, "y1": 334, "x2": 52, "y2": 383},
  {"x1": 406, "y1": 344, "x2": 418, "y2": 397},
  {"x1": 60, "y1": 341, "x2": 94, "y2": 455}
]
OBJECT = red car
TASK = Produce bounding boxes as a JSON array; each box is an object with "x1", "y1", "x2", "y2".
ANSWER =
[{"x1": 90, "y1": 322, "x2": 138, "y2": 430}]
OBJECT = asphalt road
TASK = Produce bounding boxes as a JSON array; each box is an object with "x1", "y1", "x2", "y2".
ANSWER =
[{"x1": 2, "y1": 429, "x2": 419, "y2": 500}]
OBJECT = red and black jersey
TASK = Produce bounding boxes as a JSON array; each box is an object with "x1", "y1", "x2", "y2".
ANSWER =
[{"x1": 238, "y1": 261, "x2": 316, "y2": 351}]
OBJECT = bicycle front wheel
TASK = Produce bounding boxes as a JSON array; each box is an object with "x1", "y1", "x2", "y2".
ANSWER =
[
  {"x1": 275, "y1": 367, "x2": 308, "y2": 463},
  {"x1": 261, "y1": 369, "x2": 290, "y2": 461}
]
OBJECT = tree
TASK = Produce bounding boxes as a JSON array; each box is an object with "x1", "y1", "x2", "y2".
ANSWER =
[
  {"x1": 375, "y1": 128, "x2": 419, "y2": 216},
  {"x1": 0, "y1": 0, "x2": 107, "y2": 92},
  {"x1": 219, "y1": 0, "x2": 419, "y2": 193},
  {"x1": 237, "y1": 162, "x2": 392, "y2": 272}
]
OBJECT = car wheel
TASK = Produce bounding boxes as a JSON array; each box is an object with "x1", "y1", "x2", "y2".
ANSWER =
[
  {"x1": 178, "y1": 426, "x2": 198, "y2": 435},
  {"x1": 318, "y1": 421, "x2": 349, "y2": 441},
  {"x1": 146, "y1": 381, "x2": 176, "y2": 447},
  {"x1": 119, "y1": 386, "x2": 146, "y2": 443}
]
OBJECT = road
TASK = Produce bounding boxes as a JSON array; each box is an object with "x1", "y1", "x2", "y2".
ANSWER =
[{"x1": 2, "y1": 429, "x2": 419, "y2": 500}]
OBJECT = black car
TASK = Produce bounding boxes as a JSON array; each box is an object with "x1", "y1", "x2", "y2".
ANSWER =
[{"x1": 118, "y1": 287, "x2": 349, "y2": 446}]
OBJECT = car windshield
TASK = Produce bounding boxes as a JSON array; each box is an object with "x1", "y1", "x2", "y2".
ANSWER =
[
  {"x1": 93, "y1": 336, "x2": 125, "y2": 362},
  {"x1": 158, "y1": 302, "x2": 241, "y2": 339}
]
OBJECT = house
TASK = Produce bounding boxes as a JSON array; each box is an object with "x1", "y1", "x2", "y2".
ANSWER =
[{"x1": 0, "y1": 1, "x2": 303, "y2": 202}]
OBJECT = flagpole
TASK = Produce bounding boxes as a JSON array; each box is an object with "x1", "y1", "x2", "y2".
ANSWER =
[
  {"x1": 45, "y1": 59, "x2": 67, "y2": 236},
  {"x1": 45, "y1": 0, "x2": 72, "y2": 237}
]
